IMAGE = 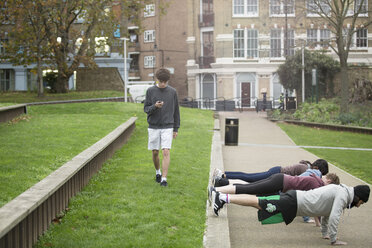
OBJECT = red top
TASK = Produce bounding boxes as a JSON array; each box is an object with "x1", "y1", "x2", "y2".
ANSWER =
[{"x1": 282, "y1": 173, "x2": 324, "y2": 192}]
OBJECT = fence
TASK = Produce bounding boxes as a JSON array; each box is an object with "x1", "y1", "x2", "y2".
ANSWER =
[{"x1": 0, "y1": 117, "x2": 137, "y2": 248}]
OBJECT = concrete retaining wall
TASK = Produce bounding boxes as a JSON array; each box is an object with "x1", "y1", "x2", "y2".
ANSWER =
[
  {"x1": 0, "y1": 104, "x2": 27, "y2": 123},
  {"x1": 0, "y1": 117, "x2": 137, "y2": 248}
]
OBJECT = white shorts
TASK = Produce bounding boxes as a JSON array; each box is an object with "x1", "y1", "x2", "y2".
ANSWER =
[{"x1": 148, "y1": 128, "x2": 173, "y2": 150}]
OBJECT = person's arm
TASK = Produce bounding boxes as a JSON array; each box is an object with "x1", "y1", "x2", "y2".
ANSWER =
[
  {"x1": 327, "y1": 194, "x2": 348, "y2": 244},
  {"x1": 144, "y1": 88, "x2": 158, "y2": 115},
  {"x1": 173, "y1": 91, "x2": 180, "y2": 133}
]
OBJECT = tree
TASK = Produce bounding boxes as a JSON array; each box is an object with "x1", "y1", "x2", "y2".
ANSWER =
[
  {"x1": 1, "y1": 0, "x2": 157, "y2": 93},
  {"x1": 306, "y1": 0, "x2": 372, "y2": 113},
  {"x1": 0, "y1": 0, "x2": 51, "y2": 97},
  {"x1": 277, "y1": 49, "x2": 340, "y2": 103}
]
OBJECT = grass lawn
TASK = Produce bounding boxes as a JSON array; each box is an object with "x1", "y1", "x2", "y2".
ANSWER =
[
  {"x1": 0, "y1": 90, "x2": 124, "y2": 104},
  {"x1": 278, "y1": 123, "x2": 372, "y2": 184},
  {"x1": 0, "y1": 101, "x2": 214, "y2": 247}
]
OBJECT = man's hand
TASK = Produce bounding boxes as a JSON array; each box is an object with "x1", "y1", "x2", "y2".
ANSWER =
[
  {"x1": 155, "y1": 101, "x2": 164, "y2": 108},
  {"x1": 173, "y1": 132, "x2": 178, "y2": 139}
]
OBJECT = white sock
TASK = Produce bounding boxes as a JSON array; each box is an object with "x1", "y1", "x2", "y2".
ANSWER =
[
  {"x1": 156, "y1": 170, "x2": 161, "y2": 175},
  {"x1": 219, "y1": 193, "x2": 230, "y2": 203},
  {"x1": 161, "y1": 177, "x2": 167, "y2": 182}
]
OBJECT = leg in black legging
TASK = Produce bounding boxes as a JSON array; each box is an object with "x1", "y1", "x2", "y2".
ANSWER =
[{"x1": 235, "y1": 173, "x2": 284, "y2": 195}]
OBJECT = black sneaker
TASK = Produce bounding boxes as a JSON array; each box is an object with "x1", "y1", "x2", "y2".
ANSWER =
[
  {"x1": 160, "y1": 180, "x2": 168, "y2": 187},
  {"x1": 155, "y1": 174, "x2": 161, "y2": 183},
  {"x1": 214, "y1": 177, "x2": 229, "y2": 187},
  {"x1": 212, "y1": 191, "x2": 225, "y2": 216}
]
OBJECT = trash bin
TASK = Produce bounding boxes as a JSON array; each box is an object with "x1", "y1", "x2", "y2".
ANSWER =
[
  {"x1": 225, "y1": 117, "x2": 239, "y2": 146},
  {"x1": 286, "y1": 97, "x2": 297, "y2": 110}
]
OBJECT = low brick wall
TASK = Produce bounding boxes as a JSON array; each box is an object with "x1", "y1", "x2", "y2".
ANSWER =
[
  {"x1": 0, "y1": 117, "x2": 137, "y2": 248},
  {"x1": 0, "y1": 104, "x2": 27, "y2": 123}
]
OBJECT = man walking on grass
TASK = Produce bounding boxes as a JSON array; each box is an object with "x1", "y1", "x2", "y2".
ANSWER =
[{"x1": 144, "y1": 68, "x2": 180, "y2": 187}]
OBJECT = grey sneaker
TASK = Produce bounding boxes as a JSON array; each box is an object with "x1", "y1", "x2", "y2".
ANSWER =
[
  {"x1": 212, "y1": 168, "x2": 223, "y2": 187},
  {"x1": 212, "y1": 191, "x2": 225, "y2": 216},
  {"x1": 208, "y1": 186, "x2": 215, "y2": 206}
]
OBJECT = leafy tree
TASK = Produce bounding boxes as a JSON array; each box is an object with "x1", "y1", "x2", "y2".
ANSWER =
[
  {"x1": 0, "y1": 0, "x2": 51, "y2": 96},
  {"x1": 305, "y1": 0, "x2": 372, "y2": 113},
  {"x1": 277, "y1": 49, "x2": 340, "y2": 103},
  {"x1": 1, "y1": 0, "x2": 158, "y2": 93}
]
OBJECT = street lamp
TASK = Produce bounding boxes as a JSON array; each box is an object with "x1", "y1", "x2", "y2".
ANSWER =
[
  {"x1": 302, "y1": 42, "x2": 305, "y2": 103},
  {"x1": 121, "y1": 37, "x2": 129, "y2": 103}
]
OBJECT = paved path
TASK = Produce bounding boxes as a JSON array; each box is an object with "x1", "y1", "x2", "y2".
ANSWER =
[{"x1": 212, "y1": 111, "x2": 371, "y2": 248}]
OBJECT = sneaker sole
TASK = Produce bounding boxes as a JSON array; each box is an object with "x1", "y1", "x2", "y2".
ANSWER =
[
  {"x1": 207, "y1": 186, "x2": 213, "y2": 207},
  {"x1": 211, "y1": 191, "x2": 218, "y2": 216}
]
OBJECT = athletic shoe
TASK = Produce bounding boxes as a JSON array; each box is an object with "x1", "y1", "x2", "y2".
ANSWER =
[
  {"x1": 160, "y1": 180, "x2": 168, "y2": 187},
  {"x1": 155, "y1": 174, "x2": 161, "y2": 183},
  {"x1": 212, "y1": 191, "x2": 225, "y2": 216},
  {"x1": 208, "y1": 186, "x2": 216, "y2": 206},
  {"x1": 214, "y1": 177, "x2": 229, "y2": 187},
  {"x1": 212, "y1": 168, "x2": 223, "y2": 187}
]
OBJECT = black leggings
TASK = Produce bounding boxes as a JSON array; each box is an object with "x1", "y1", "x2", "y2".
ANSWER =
[{"x1": 235, "y1": 173, "x2": 284, "y2": 195}]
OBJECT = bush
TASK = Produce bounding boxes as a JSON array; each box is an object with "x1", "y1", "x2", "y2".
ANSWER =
[
  {"x1": 271, "y1": 98, "x2": 372, "y2": 127},
  {"x1": 43, "y1": 72, "x2": 58, "y2": 93}
]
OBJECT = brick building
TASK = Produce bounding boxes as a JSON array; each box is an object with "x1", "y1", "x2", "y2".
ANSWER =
[
  {"x1": 186, "y1": 0, "x2": 372, "y2": 110},
  {"x1": 127, "y1": 0, "x2": 189, "y2": 99}
]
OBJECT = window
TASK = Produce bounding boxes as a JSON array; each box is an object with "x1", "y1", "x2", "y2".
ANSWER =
[
  {"x1": 246, "y1": 29, "x2": 258, "y2": 58},
  {"x1": 356, "y1": 28, "x2": 367, "y2": 48},
  {"x1": 233, "y1": 29, "x2": 258, "y2": 59},
  {"x1": 307, "y1": 29, "x2": 317, "y2": 47},
  {"x1": 307, "y1": 0, "x2": 331, "y2": 16},
  {"x1": 0, "y1": 69, "x2": 11, "y2": 91},
  {"x1": 0, "y1": 39, "x2": 7, "y2": 55},
  {"x1": 144, "y1": 56, "x2": 155, "y2": 68},
  {"x1": 270, "y1": 29, "x2": 281, "y2": 57},
  {"x1": 319, "y1": 29, "x2": 330, "y2": 48},
  {"x1": 233, "y1": 0, "x2": 258, "y2": 16},
  {"x1": 286, "y1": 29, "x2": 295, "y2": 56},
  {"x1": 144, "y1": 4, "x2": 155, "y2": 17},
  {"x1": 355, "y1": 0, "x2": 368, "y2": 15},
  {"x1": 270, "y1": 0, "x2": 294, "y2": 16},
  {"x1": 234, "y1": 29, "x2": 244, "y2": 58},
  {"x1": 95, "y1": 37, "x2": 110, "y2": 56},
  {"x1": 144, "y1": 30, "x2": 155, "y2": 43}
]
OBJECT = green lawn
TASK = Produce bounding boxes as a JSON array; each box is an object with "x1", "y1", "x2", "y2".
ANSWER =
[
  {"x1": 278, "y1": 123, "x2": 372, "y2": 184},
  {"x1": 0, "y1": 90, "x2": 124, "y2": 104},
  {"x1": 0, "y1": 102, "x2": 214, "y2": 247}
]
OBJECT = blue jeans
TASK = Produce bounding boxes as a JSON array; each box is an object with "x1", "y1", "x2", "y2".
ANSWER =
[{"x1": 225, "y1": 166, "x2": 282, "y2": 183}]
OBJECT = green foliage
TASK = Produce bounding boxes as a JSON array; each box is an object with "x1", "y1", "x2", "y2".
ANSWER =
[
  {"x1": 277, "y1": 50, "x2": 340, "y2": 102},
  {"x1": 293, "y1": 99, "x2": 339, "y2": 123},
  {"x1": 44, "y1": 72, "x2": 58, "y2": 93},
  {"x1": 273, "y1": 98, "x2": 372, "y2": 128}
]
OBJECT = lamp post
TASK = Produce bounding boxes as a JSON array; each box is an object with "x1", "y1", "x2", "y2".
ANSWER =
[
  {"x1": 121, "y1": 37, "x2": 129, "y2": 102},
  {"x1": 302, "y1": 42, "x2": 305, "y2": 103}
]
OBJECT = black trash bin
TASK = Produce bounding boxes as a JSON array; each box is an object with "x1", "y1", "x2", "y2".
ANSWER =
[{"x1": 225, "y1": 118, "x2": 239, "y2": 146}]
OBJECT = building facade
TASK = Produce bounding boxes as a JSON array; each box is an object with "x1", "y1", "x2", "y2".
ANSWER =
[
  {"x1": 0, "y1": 2, "x2": 129, "y2": 93},
  {"x1": 127, "y1": 0, "x2": 189, "y2": 99},
  {"x1": 186, "y1": 0, "x2": 372, "y2": 110}
]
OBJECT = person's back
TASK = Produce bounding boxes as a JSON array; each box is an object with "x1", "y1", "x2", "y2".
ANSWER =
[{"x1": 296, "y1": 184, "x2": 353, "y2": 217}]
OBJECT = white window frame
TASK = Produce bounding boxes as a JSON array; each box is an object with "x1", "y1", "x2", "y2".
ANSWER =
[
  {"x1": 144, "y1": 55, "x2": 156, "y2": 68},
  {"x1": 306, "y1": 0, "x2": 331, "y2": 17},
  {"x1": 270, "y1": 0, "x2": 295, "y2": 17},
  {"x1": 144, "y1": 4, "x2": 155, "y2": 17},
  {"x1": 232, "y1": 0, "x2": 259, "y2": 17},
  {"x1": 355, "y1": 28, "x2": 368, "y2": 49},
  {"x1": 355, "y1": 0, "x2": 368, "y2": 17},
  {"x1": 233, "y1": 28, "x2": 258, "y2": 59},
  {"x1": 144, "y1": 30, "x2": 155, "y2": 43}
]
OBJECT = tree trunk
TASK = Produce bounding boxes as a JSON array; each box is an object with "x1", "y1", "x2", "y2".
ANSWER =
[
  {"x1": 37, "y1": 55, "x2": 44, "y2": 97},
  {"x1": 55, "y1": 73, "x2": 69, "y2": 93},
  {"x1": 339, "y1": 63, "x2": 349, "y2": 114}
]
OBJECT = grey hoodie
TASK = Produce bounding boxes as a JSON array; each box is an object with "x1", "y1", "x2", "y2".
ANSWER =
[{"x1": 296, "y1": 184, "x2": 354, "y2": 243}]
